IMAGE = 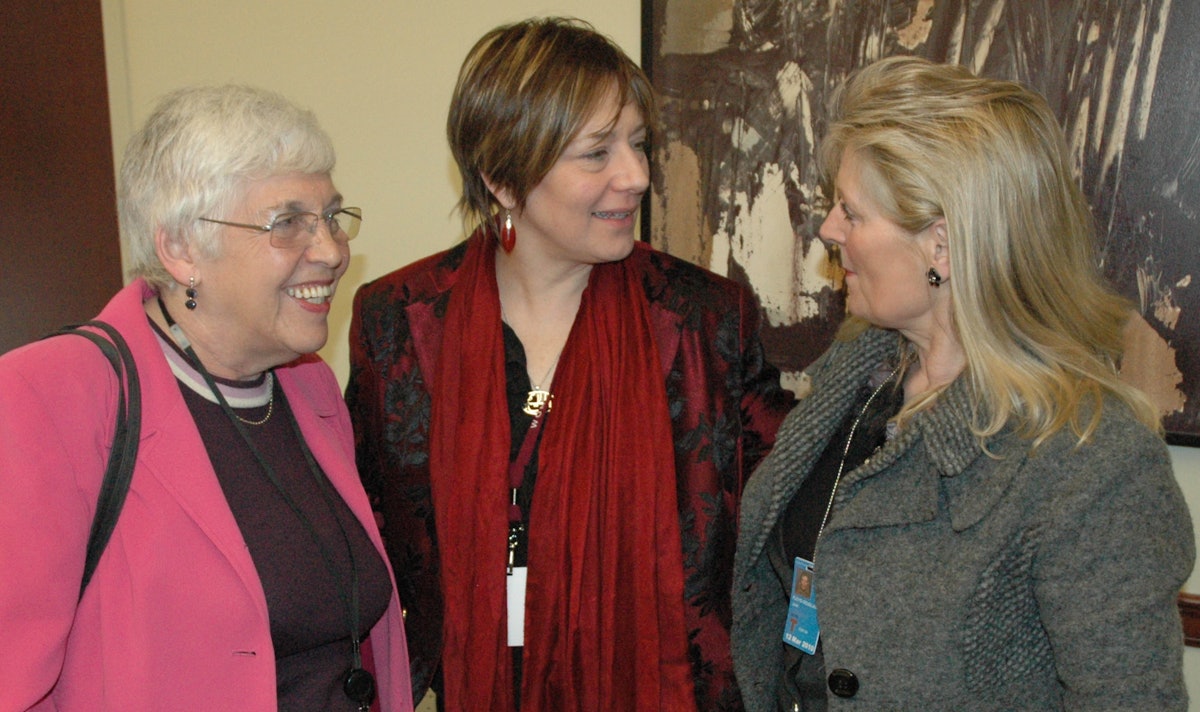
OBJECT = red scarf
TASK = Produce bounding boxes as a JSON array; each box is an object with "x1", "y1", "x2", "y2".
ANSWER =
[{"x1": 430, "y1": 233, "x2": 695, "y2": 711}]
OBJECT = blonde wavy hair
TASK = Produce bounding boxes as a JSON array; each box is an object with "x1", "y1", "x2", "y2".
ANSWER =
[{"x1": 821, "y1": 56, "x2": 1160, "y2": 445}]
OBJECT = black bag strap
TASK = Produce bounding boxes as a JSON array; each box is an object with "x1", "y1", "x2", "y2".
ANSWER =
[{"x1": 52, "y1": 320, "x2": 142, "y2": 598}]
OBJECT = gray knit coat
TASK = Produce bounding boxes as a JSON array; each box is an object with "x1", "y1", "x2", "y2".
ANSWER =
[{"x1": 732, "y1": 327, "x2": 1193, "y2": 711}]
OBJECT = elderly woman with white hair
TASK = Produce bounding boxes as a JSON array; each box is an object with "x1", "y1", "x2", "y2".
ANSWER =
[
  {"x1": 0, "y1": 85, "x2": 413, "y2": 711},
  {"x1": 732, "y1": 56, "x2": 1192, "y2": 710}
]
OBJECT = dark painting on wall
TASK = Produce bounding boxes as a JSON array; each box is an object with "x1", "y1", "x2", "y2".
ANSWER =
[{"x1": 643, "y1": 0, "x2": 1200, "y2": 444}]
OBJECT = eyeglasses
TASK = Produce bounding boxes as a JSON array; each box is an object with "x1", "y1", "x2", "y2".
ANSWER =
[{"x1": 199, "y1": 207, "x2": 362, "y2": 249}]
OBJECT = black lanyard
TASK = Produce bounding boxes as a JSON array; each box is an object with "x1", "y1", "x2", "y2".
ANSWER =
[{"x1": 158, "y1": 298, "x2": 376, "y2": 710}]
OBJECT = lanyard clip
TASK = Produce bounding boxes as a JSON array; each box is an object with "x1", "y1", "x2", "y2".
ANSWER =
[{"x1": 507, "y1": 522, "x2": 523, "y2": 575}]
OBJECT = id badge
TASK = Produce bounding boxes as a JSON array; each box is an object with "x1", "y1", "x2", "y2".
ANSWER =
[
  {"x1": 507, "y1": 566, "x2": 527, "y2": 646},
  {"x1": 782, "y1": 557, "x2": 819, "y2": 654}
]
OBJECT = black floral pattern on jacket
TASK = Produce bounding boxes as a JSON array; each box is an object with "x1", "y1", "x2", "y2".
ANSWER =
[{"x1": 346, "y1": 236, "x2": 795, "y2": 709}]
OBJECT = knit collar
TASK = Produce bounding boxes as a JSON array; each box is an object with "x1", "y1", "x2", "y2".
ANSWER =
[{"x1": 147, "y1": 316, "x2": 273, "y2": 408}]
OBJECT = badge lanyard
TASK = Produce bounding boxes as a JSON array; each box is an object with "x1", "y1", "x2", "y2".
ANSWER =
[
  {"x1": 505, "y1": 396, "x2": 549, "y2": 647},
  {"x1": 159, "y1": 298, "x2": 376, "y2": 709},
  {"x1": 783, "y1": 365, "x2": 899, "y2": 655}
]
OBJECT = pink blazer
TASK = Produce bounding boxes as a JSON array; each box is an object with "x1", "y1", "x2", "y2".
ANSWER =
[{"x1": 0, "y1": 279, "x2": 413, "y2": 711}]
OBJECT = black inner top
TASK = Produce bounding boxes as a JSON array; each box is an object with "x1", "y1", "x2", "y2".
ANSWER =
[
  {"x1": 768, "y1": 367, "x2": 903, "y2": 711},
  {"x1": 160, "y1": 324, "x2": 393, "y2": 711},
  {"x1": 502, "y1": 321, "x2": 546, "y2": 707}
]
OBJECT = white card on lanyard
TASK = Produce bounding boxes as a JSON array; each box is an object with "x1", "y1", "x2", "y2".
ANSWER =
[{"x1": 507, "y1": 566, "x2": 527, "y2": 646}]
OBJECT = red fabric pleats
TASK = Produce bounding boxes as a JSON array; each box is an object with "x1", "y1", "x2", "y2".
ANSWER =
[
  {"x1": 429, "y1": 231, "x2": 514, "y2": 710},
  {"x1": 430, "y1": 234, "x2": 695, "y2": 711}
]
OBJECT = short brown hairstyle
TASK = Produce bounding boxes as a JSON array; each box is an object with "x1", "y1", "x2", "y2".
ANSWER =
[{"x1": 447, "y1": 17, "x2": 657, "y2": 234}]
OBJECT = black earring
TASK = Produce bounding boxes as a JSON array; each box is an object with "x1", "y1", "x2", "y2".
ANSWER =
[
  {"x1": 927, "y1": 268, "x2": 943, "y2": 287},
  {"x1": 185, "y1": 275, "x2": 198, "y2": 310}
]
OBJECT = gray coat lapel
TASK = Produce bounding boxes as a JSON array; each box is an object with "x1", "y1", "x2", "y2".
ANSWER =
[
  {"x1": 829, "y1": 370, "x2": 1022, "y2": 534},
  {"x1": 736, "y1": 327, "x2": 897, "y2": 574}
]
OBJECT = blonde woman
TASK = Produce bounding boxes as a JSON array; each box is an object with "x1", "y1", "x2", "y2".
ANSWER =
[{"x1": 732, "y1": 56, "x2": 1192, "y2": 711}]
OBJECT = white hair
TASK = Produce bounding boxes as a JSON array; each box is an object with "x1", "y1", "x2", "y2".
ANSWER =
[{"x1": 120, "y1": 84, "x2": 336, "y2": 289}]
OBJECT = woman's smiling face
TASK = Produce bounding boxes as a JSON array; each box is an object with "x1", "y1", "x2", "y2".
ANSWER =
[
  {"x1": 187, "y1": 172, "x2": 350, "y2": 378},
  {"x1": 509, "y1": 92, "x2": 649, "y2": 267}
]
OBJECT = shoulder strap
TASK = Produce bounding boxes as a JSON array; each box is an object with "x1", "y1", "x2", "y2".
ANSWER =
[{"x1": 52, "y1": 320, "x2": 142, "y2": 598}]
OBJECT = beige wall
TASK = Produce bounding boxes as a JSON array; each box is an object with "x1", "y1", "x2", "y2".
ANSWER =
[
  {"x1": 102, "y1": 0, "x2": 641, "y2": 387},
  {"x1": 102, "y1": 1, "x2": 1200, "y2": 707}
]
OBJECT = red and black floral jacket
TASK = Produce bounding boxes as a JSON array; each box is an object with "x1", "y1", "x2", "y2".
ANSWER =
[{"x1": 346, "y1": 235, "x2": 795, "y2": 710}]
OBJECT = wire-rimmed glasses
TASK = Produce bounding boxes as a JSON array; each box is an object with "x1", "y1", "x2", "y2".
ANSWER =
[{"x1": 199, "y1": 207, "x2": 362, "y2": 249}]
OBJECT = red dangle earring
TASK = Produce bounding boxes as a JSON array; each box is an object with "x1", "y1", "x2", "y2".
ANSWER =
[{"x1": 500, "y1": 210, "x2": 516, "y2": 253}]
